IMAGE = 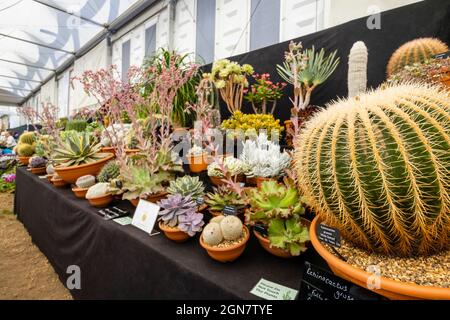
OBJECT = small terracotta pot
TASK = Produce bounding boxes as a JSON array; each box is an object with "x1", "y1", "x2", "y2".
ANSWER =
[
  {"x1": 51, "y1": 177, "x2": 69, "y2": 188},
  {"x1": 310, "y1": 216, "x2": 450, "y2": 300},
  {"x1": 254, "y1": 218, "x2": 311, "y2": 258},
  {"x1": 101, "y1": 147, "x2": 116, "y2": 156},
  {"x1": 129, "y1": 192, "x2": 169, "y2": 207},
  {"x1": 30, "y1": 166, "x2": 47, "y2": 175},
  {"x1": 18, "y1": 156, "x2": 31, "y2": 166},
  {"x1": 46, "y1": 174, "x2": 54, "y2": 182},
  {"x1": 87, "y1": 194, "x2": 113, "y2": 208},
  {"x1": 159, "y1": 222, "x2": 190, "y2": 242},
  {"x1": 254, "y1": 176, "x2": 276, "y2": 188},
  {"x1": 198, "y1": 203, "x2": 208, "y2": 212},
  {"x1": 71, "y1": 187, "x2": 88, "y2": 199},
  {"x1": 125, "y1": 148, "x2": 140, "y2": 155},
  {"x1": 209, "y1": 174, "x2": 245, "y2": 187},
  {"x1": 246, "y1": 177, "x2": 256, "y2": 186},
  {"x1": 54, "y1": 153, "x2": 114, "y2": 184},
  {"x1": 200, "y1": 225, "x2": 250, "y2": 263},
  {"x1": 188, "y1": 153, "x2": 208, "y2": 173},
  {"x1": 209, "y1": 209, "x2": 222, "y2": 217}
]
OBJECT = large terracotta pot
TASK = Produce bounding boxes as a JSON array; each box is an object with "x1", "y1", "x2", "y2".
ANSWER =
[
  {"x1": 159, "y1": 222, "x2": 190, "y2": 242},
  {"x1": 129, "y1": 192, "x2": 169, "y2": 207},
  {"x1": 209, "y1": 174, "x2": 245, "y2": 187},
  {"x1": 30, "y1": 166, "x2": 46, "y2": 175},
  {"x1": 18, "y1": 156, "x2": 30, "y2": 166},
  {"x1": 54, "y1": 153, "x2": 114, "y2": 184},
  {"x1": 199, "y1": 225, "x2": 249, "y2": 263},
  {"x1": 71, "y1": 187, "x2": 88, "y2": 199},
  {"x1": 188, "y1": 153, "x2": 208, "y2": 173},
  {"x1": 87, "y1": 194, "x2": 113, "y2": 208},
  {"x1": 254, "y1": 218, "x2": 311, "y2": 258},
  {"x1": 310, "y1": 216, "x2": 450, "y2": 300}
]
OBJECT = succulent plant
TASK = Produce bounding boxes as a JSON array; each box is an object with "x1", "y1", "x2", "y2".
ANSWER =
[
  {"x1": 76, "y1": 175, "x2": 96, "y2": 189},
  {"x1": 97, "y1": 160, "x2": 120, "y2": 183},
  {"x1": 387, "y1": 38, "x2": 449, "y2": 76},
  {"x1": 202, "y1": 222, "x2": 223, "y2": 246},
  {"x1": 348, "y1": 41, "x2": 368, "y2": 98},
  {"x1": 121, "y1": 165, "x2": 172, "y2": 201},
  {"x1": 65, "y1": 120, "x2": 87, "y2": 132},
  {"x1": 157, "y1": 194, "x2": 197, "y2": 227},
  {"x1": 221, "y1": 111, "x2": 284, "y2": 138},
  {"x1": 187, "y1": 145, "x2": 205, "y2": 156},
  {"x1": 268, "y1": 216, "x2": 309, "y2": 256},
  {"x1": 167, "y1": 175, "x2": 205, "y2": 200},
  {"x1": 240, "y1": 133, "x2": 291, "y2": 178},
  {"x1": 53, "y1": 132, "x2": 104, "y2": 167},
  {"x1": 29, "y1": 156, "x2": 47, "y2": 168},
  {"x1": 85, "y1": 182, "x2": 110, "y2": 199},
  {"x1": 46, "y1": 164, "x2": 55, "y2": 175},
  {"x1": 388, "y1": 57, "x2": 450, "y2": 86},
  {"x1": 178, "y1": 211, "x2": 205, "y2": 237},
  {"x1": 206, "y1": 185, "x2": 246, "y2": 212},
  {"x1": 16, "y1": 143, "x2": 35, "y2": 157},
  {"x1": 207, "y1": 157, "x2": 248, "y2": 178},
  {"x1": 19, "y1": 132, "x2": 36, "y2": 145},
  {"x1": 202, "y1": 215, "x2": 244, "y2": 246},
  {"x1": 101, "y1": 124, "x2": 132, "y2": 147},
  {"x1": 294, "y1": 83, "x2": 450, "y2": 257}
]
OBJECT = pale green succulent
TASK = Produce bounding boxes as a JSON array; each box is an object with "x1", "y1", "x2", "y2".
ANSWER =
[
  {"x1": 268, "y1": 216, "x2": 309, "y2": 256},
  {"x1": 122, "y1": 165, "x2": 172, "y2": 201},
  {"x1": 53, "y1": 132, "x2": 105, "y2": 167},
  {"x1": 207, "y1": 157, "x2": 248, "y2": 178},
  {"x1": 167, "y1": 175, "x2": 205, "y2": 200}
]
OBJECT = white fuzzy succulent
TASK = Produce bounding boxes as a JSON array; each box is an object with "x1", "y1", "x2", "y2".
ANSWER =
[
  {"x1": 101, "y1": 124, "x2": 132, "y2": 147},
  {"x1": 207, "y1": 156, "x2": 249, "y2": 177},
  {"x1": 187, "y1": 145, "x2": 206, "y2": 156},
  {"x1": 240, "y1": 133, "x2": 291, "y2": 178}
]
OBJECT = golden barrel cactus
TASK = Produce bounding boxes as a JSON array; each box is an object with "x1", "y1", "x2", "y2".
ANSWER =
[
  {"x1": 387, "y1": 38, "x2": 449, "y2": 76},
  {"x1": 294, "y1": 84, "x2": 450, "y2": 257}
]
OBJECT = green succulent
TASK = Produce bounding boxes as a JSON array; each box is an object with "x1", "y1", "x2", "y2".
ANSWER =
[
  {"x1": 16, "y1": 143, "x2": 35, "y2": 157},
  {"x1": 122, "y1": 165, "x2": 172, "y2": 200},
  {"x1": 97, "y1": 160, "x2": 120, "y2": 183},
  {"x1": 167, "y1": 175, "x2": 205, "y2": 200},
  {"x1": 19, "y1": 132, "x2": 36, "y2": 145},
  {"x1": 206, "y1": 185, "x2": 245, "y2": 212},
  {"x1": 53, "y1": 132, "x2": 104, "y2": 167},
  {"x1": 65, "y1": 120, "x2": 87, "y2": 132},
  {"x1": 268, "y1": 216, "x2": 309, "y2": 256}
]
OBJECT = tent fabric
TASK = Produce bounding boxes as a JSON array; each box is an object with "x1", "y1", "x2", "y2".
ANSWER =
[{"x1": 0, "y1": 0, "x2": 140, "y2": 105}]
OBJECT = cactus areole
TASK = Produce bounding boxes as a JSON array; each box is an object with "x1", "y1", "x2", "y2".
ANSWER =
[{"x1": 294, "y1": 84, "x2": 450, "y2": 257}]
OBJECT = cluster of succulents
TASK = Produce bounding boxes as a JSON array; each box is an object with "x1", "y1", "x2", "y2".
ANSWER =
[
  {"x1": 97, "y1": 160, "x2": 120, "y2": 183},
  {"x1": 76, "y1": 175, "x2": 96, "y2": 189},
  {"x1": 157, "y1": 194, "x2": 204, "y2": 236},
  {"x1": 167, "y1": 175, "x2": 205, "y2": 200},
  {"x1": 240, "y1": 133, "x2": 291, "y2": 178},
  {"x1": 16, "y1": 132, "x2": 36, "y2": 157},
  {"x1": 206, "y1": 59, "x2": 254, "y2": 89},
  {"x1": 244, "y1": 73, "x2": 286, "y2": 114},
  {"x1": 53, "y1": 132, "x2": 104, "y2": 167},
  {"x1": 388, "y1": 57, "x2": 450, "y2": 86},
  {"x1": 202, "y1": 215, "x2": 244, "y2": 246},
  {"x1": 206, "y1": 185, "x2": 246, "y2": 212},
  {"x1": 29, "y1": 156, "x2": 47, "y2": 168},
  {"x1": 100, "y1": 123, "x2": 132, "y2": 147},
  {"x1": 65, "y1": 120, "x2": 88, "y2": 132},
  {"x1": 207, "y1": 157, "x2": 248, "y2": 178},
  {"x1": 221, "y1": 111, "x2": 284, "y2": 138}
]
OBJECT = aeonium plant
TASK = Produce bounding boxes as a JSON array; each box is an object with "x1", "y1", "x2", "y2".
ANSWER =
[{"x1": 244, "y1": 73, "x2": 286, "y2": 114}]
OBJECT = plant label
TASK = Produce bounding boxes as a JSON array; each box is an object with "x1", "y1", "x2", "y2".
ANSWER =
[
  {"x1": 254, "y1": 223, "x2": 268, "y2": 237},
  {"x1": 132, "y1": 199, "x2": 159, "y2": 234},
  {"x1": 250, "y1": 278, "x2": 298, "y2": 300},
  {"x1": 317, "y1": 223, "x2": 341, "y2": 247},
  {"x1": 223, "y1": 205, "x2": 237, "y2": 216},
  {"x1": 196, "y1": 197, "x2": 205, "y2": 205},
  {"x1": 434, "y1": 51, "x2": 450, "y2": 59}
]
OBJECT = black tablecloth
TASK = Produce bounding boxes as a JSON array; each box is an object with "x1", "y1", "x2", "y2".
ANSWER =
[{"x1": 14, "y1": 167, "x2": 329, "y2": 299}]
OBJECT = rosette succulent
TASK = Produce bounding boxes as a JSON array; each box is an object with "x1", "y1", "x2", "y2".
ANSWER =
[
  {"x1": 207, "y1": 157, "x2": 248, "y2": 178},
  {"x1": 178, "y1": 211, "x2": 205, "y2": 236},
  {"x1": 157, "y1": 194, "x2": 198, "y2": 228},
  {"x1": 53, "y1": 132, "x2": 104, "y2": 167},
  {"x1": 167, "y1": 175, "x2": 205, "y2": 200},
  {"x1": 29, "y1": 156, "x2": 47, "y2": 168},
  {"x1": 268, "y1": 216, "x2": 310, "y2": 256},
  {"x1": 206, "y1": 185, "x2": 246, "y2": 212},
  {"x1": 187, "y1": 145, "x2": 205, "y2": 156}
]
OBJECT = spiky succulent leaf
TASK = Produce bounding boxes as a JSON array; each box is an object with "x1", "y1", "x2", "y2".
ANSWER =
[
  {"x1": 206, "y1": 185, "x2": 245, "y2": 211},
  {"x1": 53, "y1": 132, "x2": 104, "y2": 167}
]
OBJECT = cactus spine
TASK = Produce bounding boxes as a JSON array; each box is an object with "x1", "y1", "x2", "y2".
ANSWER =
[
  {"x1": 294, "y1": 84, "x2": 450, "y2": 257},
  {"x1": 387, "y1": 38, "x2": 449, "y2": 76},
  {"x1": 348, "y1": 41, "x2": 368, "y2": 98}
]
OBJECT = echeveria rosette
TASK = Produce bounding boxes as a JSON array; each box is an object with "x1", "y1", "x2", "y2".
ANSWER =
[
  {"x1": 268, "y1": 216, "x2": 309, "y2": 256},
  {"x1": 178, "y1": 211, "x2": 205, "y2": 237},
  {"x1": 157, "y1": 194, "x2": 197, "y2": 227}
]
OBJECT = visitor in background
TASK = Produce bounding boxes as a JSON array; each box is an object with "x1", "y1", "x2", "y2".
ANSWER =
[{"x1": 2, "y1": 131, "x2": 16, "y2": 154}]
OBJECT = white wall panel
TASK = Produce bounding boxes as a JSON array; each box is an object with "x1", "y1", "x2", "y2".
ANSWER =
[
  {"x1": 173, "y1": 0, "x2": 196, "y2": 56},
  {"x1": 40, "y1": 76, "x2": 56, "y2": 106},
  {"x1": 280, "y1": 0, "x2": 323, "y2": 42},
  {"x1": 57, "y1": 70, "x2": 70, "y2": 118},
  {"x1": 156, "y1": 7, "x2": 170, "y2": 49}
]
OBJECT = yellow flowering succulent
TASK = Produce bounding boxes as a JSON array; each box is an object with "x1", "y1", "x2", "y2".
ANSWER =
[{"x1": 221, "y1": 111, "x2": 284, "y2": 138}]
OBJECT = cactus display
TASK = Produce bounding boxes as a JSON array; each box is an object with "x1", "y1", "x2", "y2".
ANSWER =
[
  {"x1": 167, "y1": 175, "x2": 205, "y2": 200},
  {"x1": 202, "y1": 215, "x2": 244, "y2": 246},
  {"x1": 157, "y1": 194, "x2": 198, "y2": 227},
  {"x1": 16, "y1": 143, "x2": 35, "y2": 157},
  {"x1": 29, "y1": 156, "x2": 47, "y2": 168},
  {"x1": 86, "y1": 182, "x2": 110, "y2": 199},
  {"x1": 97, "y1": 160, "x2": 120, "y2": 183},
  {"x1": 387, "y1": 38, "x2": 449, "y2": 76},
  {"x1": 294, "y1": 83, "x2": 450, "y2": 257},
  {"x1": 65, "y1": 120, "x2": 87, "y2": 132},
  {"x1": 76, "y1": 175, "x2": 96, "y2": 189},
  {"x1": 348, "y1": 41, "x2": 368, "y2": 97}
]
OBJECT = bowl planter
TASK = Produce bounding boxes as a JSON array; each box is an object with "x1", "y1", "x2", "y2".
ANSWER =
[
  {"x1": 209, "y1": 174, "x2": 245, "y2": 187},
  {"x1": 18, "y1": 156, "x2": 30, "y2": 166},
  {"x1": 87, "y1": 194, "x2": 113, "y2": 208},
  {"x1": 129, "y1": 192, "x2": 169, "y2": 207},
  {"x1": 51, "y1": 177, "x2": 69, "y2": 188},
  {"x1": 158, "y1": 221, "x2": 190, "y2": 242},
  {"x1": 71, "y1": 187, "x2": 89, "y2": 199},
  {"x1": 199, "y1": 225, "x2": 250, "y2": 263},
  {"x1": 310, "y1": 216, "x2": 450, "y2": 300},
  {"x1": 54, "y1": 153, "x2": 114, "y2": 184},
  {"x1": 30, "y1": 166, "x2": 46, "y2": 175},
  {"x1": 253, "y1": 218, "x2": 311, "y2": 258},
  {"x1": 188, "y1": 153, "x2": 208, "y2": 173}
]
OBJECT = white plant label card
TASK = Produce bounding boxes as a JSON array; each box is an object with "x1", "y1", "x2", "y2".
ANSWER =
[
  {"x1": 131, "y1": 199, "x2": 160, "y2": 235},
  {"x1": 250, "y1": 278, "x2": 298, "y2": 300}
]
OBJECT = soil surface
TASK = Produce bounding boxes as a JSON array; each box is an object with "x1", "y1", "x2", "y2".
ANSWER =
[{"x1": 0, "y1": 193, "x2": 72, "y2": 300}]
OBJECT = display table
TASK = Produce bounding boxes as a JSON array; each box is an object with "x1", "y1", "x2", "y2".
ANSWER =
[{"x1": 14, "y1": 167, "x2": 329, "y2": 299}]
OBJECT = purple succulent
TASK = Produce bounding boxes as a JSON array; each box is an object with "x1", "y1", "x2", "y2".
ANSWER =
[
  {"x1": 29, "y1": 156, "x2": 47, "y2": 168},
  {"x1": 157, "y1": 194, "x2": 197, "y2": 227},
  {"x1": 178, "y1": 211, "x2": 204, "y2": 237}
]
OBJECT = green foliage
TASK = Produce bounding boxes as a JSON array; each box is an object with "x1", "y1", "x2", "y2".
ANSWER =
[
  {"x1": 122, "y1": 165, "x2": 171, "y2": 200},
  {"x1": 65, "y1": 120, "x2": 88, "y2": 132},
  {"x1": 268, "y1": 216, "x2": 309, "y2": 256},
  {"x1": 167, "y1": 175, "x2": 205, "y2": 200},
  {"x1": 206, "y1": 185, "x2": 245, "y2": 212},
  {"x1": 97, "y1": 160, "x2": 120, "y2": 183},
  {"x1": 53, "y1": 132, "x2": 104, "y2": 167}
]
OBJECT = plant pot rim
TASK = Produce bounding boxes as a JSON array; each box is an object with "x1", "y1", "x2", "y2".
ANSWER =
[
  {"x1": 71, "y1": 186, "x2": 89, "y2": 192},
  {"x1": 158, "y1": 221, "x2": 182, "y2": 233},
  {"x1": 310, "y1": 216, "x2": 450, "y2": 300},
  {"x1": 86, "y1": 193, "x2": 113, "y2": 201},
  {"x1": 54, "y1": 153, "x2": 114, "y2": 172},
  {"x1": 200, "y1": 225, "x2": 249, "y2": 252}
]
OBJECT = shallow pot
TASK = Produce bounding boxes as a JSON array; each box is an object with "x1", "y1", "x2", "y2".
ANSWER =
[
  {"x1": 159, "y1": 222, "x2": 190, "y2": 242},
  {"x1": 71, "y1": 187, "x2": 88, "y2": 199},
  {"x1": 188, "y1": 153, "x2": 208, "y2": 173},
  {"x1": 18, "y1": 156, "x2": 30, "y2": 166},
  {"x1": 30, "y1": 166, "x2": 46, "y2": 175},
  {"x1": 310, "y1": 216, "x2": 450, "y2": 300},
  {"x1": 87, "y1": 194, "x2": 113, "y2": 208},
  {"x1": 129, "y1": 192, "x2": 169, "y2": 207},
  {"x1": 46, "y1": 174, "x2": 54, "y2": 183},
  {"x1": 254, "y1": 176, "x2": 276, "y2": 188},
  {"x1": 209, "y1": 174, "x2": 244, "y2": 187},
  {"x1": 199, "y1": 225, "x2": 249, "y2": 263},
  {"x1": 54, "y1": 153, "x2": 114, "y2": 184},
  {"x1": 51, "y1": 177, "x2": 68, "y2": 188},
  {"x1": 125, "y1": 148, "x2": 140, "y2": 155},
  {"x1": 101, "y1": 147, "x2": 116, "y2": 156}
]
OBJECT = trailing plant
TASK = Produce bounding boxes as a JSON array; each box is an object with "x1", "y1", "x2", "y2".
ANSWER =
[
  {"x1": 205, "y1": 185, "x2": 246, "y2": 212},
  {"x1": 244, "y1": 73, "x2": 286, "y2": 114},
  {"x1": 97, "y1": 160, "x2": 120, "y2": 183},
  {"x1": 221, "y1": 111, "x2": 283, "y2": 138},
  {"x1": 167, "y1": 175, "x2": 205, "y2": 200},
  {"x1": 387, "y1": 37, "x2": 449, "y2": 76},
  {"x1": 205, "y1": 59, "x2": 254, "y2": 113},
  {"x1": 52, "y1": 132, "x2": 105, "y2": 167},
  {"x1": 294, "y1": 83, "x2": 450, "y2": 257},
  {"x1": 348, "y1": 41, "x2": 368, "y2": 97}
]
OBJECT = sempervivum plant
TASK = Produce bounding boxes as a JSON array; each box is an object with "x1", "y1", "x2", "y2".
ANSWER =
[
  {"x1": 53, "y1": 132, "x2": 104, "y2": 167},
  {"x1": 178, "y1": 211, "x2": 205, "y2": 236},
  {"x1": 207, "y1": 157, "x2": 248, "y2": 178},
  {"x1": 240, "y1": 133, "x2": 291, "y2": 178},
  {"x1": 167, "y1": 175, "x2": 205, "y2": 200},
  {"x1": 157, "y1": 194, "x2": 197, "y2": 227}
]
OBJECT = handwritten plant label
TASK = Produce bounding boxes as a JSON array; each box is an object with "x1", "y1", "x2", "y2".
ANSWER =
[
  {"x1": 317, "y1": 223, "x2": 341, "y2": 247},
  {"x1": 251, "y1": 278, "x2": 298, "y2": 300}
]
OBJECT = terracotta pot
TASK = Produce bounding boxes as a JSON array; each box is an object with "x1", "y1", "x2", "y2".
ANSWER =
[
  {"x1": 199, "y1": 225, "x2": 250, "y2": 263},
  {"x1": 71, "y1": 187, "x2": 88, "y2": 199},
  {"x1": 209, "y1": 174, "x2": 245, "y2": 187},
  {"x1": 246, "y1": 176, "x2": 256, "y2": 186},
  {"x1": 129, "y1": 192, "x2": 169, "y2": 207},
  {"x1": 208, "y1": 209, "x2": 222, "y2": 217},
  {"x1": 18, "y1": 156, "x2": 30, "y2": 166},
  {"x1": 101, "y1": 147, "x2": 116, "y2": 156},
  {"x1": 198, "y1": 203, "x2": 208, "y2": 212},
  {"x1": 54, "y1": 153, "x2": 114, "y2": 184},
  {"x1": 30, "y1": 166, "x2": 47, "y2": 175},
  {"x1": 159, "y1": 222, "x2": 190, "y2": 243},
  {"x1": 254, "y1": 176, "x2": 276, "y2": 188},
  {"x1": 46, "y1": 174, "x2": 54, "y2": 182},
  {"x1": 87, "y1": 194, "x2": 113, "y2": 208},
  {"x1": 254, "y1": 218, "x2": 311, "y2": 258},
  {"x1": 125, "y1": 149, "x2": 140, "y2": 155},
  {"x1": 51, "y1": 177, "x2": 68, "y2": 188},
  {"x1": 188, "y1": 153, "x2": 208, "y2": 173},
  {"x1": 310, "y1": 216, "x2": 450, "y2": 300}
]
